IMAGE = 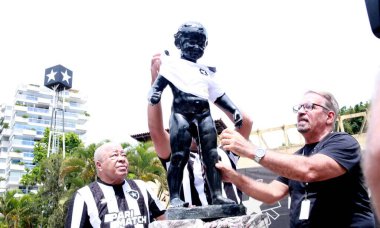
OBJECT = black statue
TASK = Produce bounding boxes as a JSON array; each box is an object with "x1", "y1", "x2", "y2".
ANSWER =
[{"x1": 148, "y1": 21, "x2": 243, "y2": 208}]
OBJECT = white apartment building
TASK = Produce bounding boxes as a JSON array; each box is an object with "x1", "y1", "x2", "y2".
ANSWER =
[{"x1": 0, "y1": 84, "x2": 88, "y2": 194}]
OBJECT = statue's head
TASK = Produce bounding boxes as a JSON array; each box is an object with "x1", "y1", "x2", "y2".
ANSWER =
[{"x1": 174, "y1": 21, "x2": 208, "y2": 62}]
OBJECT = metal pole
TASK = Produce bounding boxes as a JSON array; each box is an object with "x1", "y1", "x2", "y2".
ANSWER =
[
  {"x1": 62, "y1": 89, "x2": 66, "y2": 158},
  {"x1": 47, "y1": 86, "x2": 58, "y2": 157}
]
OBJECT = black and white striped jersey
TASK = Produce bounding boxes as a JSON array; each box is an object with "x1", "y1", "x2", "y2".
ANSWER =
[
  {"x1": 65, "y1": 179, "x2": 165, "y2": 228},
  {"x1": 160, "y1": 147, "x2": 242, "y2": 206}
]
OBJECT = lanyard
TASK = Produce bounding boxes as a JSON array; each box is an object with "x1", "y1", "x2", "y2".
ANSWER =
[{"x1": 302, "y1": 149, "x2": 308, "y2": 200}]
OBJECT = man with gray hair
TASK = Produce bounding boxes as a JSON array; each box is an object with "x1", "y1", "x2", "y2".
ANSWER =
[
  {"x1": 216, "y1": 90, "x2": 375, "y2": 227},
  {"x1": 65, "y1": 142, "x2": 166, "y2": 228}
]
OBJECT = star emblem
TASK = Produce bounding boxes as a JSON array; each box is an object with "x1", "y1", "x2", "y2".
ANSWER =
[
  {"x1": 46, "y1": 69, "x2": 56, "y2": 82},
  {"x1": 127, "y1": 190, "x2": 139, "y2": 200},
  {"x1": 61, "y1": 70, "x2": 71, "y2": 84}
]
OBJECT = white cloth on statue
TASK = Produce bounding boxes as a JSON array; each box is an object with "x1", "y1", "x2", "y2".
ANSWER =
[{"x1": 159, "y1": 54, "x2": 225, "y2": 102}]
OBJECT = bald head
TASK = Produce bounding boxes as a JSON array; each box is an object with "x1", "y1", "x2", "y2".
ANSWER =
[
  {"x1": 94, "y1": 142, "x2": 128, "y2": 184},
  {"x1": 94, "y1": 142, "x2": 123, "y2": 162}
]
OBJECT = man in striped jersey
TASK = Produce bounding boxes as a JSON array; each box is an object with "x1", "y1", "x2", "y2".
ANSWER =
[
  {"x1": 65, "y1": 142, "x2": 166, "y2": 228},
  {"x1": 148, "y1": 48, "x2": 253, "y2": 207}
]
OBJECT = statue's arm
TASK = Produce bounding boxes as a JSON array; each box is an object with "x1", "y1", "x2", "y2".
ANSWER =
[
  {"x1": 148, "y1": 75, "x2": 169, "y2": 105},
  {"x1": 214, "y1": 94, "x2": 243, "y2": 128}
]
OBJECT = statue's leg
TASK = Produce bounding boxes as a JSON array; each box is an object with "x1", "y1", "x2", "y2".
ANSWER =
[
  {"x1": 198, "y1": 115, "x2": 235, "y2": 205},
  {"x1": 167, "y1": 112, "x2": 192, "y2": 208}
]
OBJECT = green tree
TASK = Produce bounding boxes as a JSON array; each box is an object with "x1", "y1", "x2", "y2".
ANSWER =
[
  {"x1": 339, "y1": 101, "x2": 369, "y2": 134},
  {"x1": 63, "y1": 132, "x2": 84, "y2": 155},
  {"x1": 126, "y1": 142, "x2": 168, "y2": 200},
  {"x1": 39, "y1": 153, "x2": 65, "y2": 228},
  {"x1": 18, "y1": 128, "x2": 85, "y2": 228},
  {"x1": 60, "y1": 142, "x2": 102, "y2": 190},
  {"x1": 126, "y1": 142, "x2": 164, "y2": 181},
  {"x1": 0, "y1": 190, "x2": 21, "y2": 227},
  {"x1": 18, "y1": 194, "x2": 39, "y2": 228}
]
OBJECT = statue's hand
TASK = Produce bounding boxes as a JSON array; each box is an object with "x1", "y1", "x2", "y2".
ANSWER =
[
  {"x1": 148, "y1": 90, "x2": 162, "y2": 105},
  {"x1": 233, "y1": 110, "x2": 243, "y2": 129}
]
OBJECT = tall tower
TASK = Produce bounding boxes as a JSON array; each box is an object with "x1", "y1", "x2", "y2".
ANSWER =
[{"x1": 44, "y1": 65, "x2": 73, "y2": 158}]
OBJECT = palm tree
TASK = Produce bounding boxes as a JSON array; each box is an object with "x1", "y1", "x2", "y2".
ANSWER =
[
  {"x1": 126, "y1": 142, "x2": 168, "y2": 200},
  {"x1": 18, "y1": 194, "x2": 39, "y2": 228},
  {"x1": 60, "y1": 144, "x2": 97, "y2": 191},
  {"x1": 0, "y1": 190, "x2": 21, "y2": 227}
]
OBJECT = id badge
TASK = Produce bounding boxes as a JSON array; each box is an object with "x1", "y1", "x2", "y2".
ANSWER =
[{"x1": 299, "y1": 199, "x2": 310, "y2": 220}]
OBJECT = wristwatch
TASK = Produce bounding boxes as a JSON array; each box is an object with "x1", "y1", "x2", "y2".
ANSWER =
[{"x1": 254, "y1": 147, "x2": 266, "y2": 163}]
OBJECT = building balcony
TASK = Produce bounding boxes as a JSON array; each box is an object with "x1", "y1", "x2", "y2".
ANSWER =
[
  {"x1": 27, "y1": 106, "x2": 50, "y2": 115},
  {"x1": 34, "y1": 134, "x2": 43, "y2": 140},
  {"x1": 14, "y1": 116, "x2": 28, "y2": 124},
  {"x1": 6, "y1": 180, "x2": 21, "y2": 189},
  {"x1": 9, "y1": 141, "x2": 34, "y2": 151},
  {"x1": 0, "y1": 152, "x2": 8, "y2": 159},
  {"x1": 76, "y1": 114, "x2": 89, "y2": 124},
  {"x1": 0, "y1": 178, "x2": 6, "y2": 186},
  {"x1": 16, "y1": 96, "x2": 37, "y2": 106},
  {"x1": 14, "y1": 105, "x2": 27, "y2": 112},
  {"x1": 11, "y1": 128, "x2": 36, "y2": 137},
  {"x1": 56, "y1": 111, "x2": 78, "y2": 120},
  {"x1": 25, "y1": 84, "x2": 40, "y2": 93},
  {"x1": 67, "y1": 91, "x2": 86, "y2": 102},
  {"x1": 0, "y1": 163, "x2": 7, "y2": 170},
  {"x1": 65, "y1": 104, "x2": 86, "y2": 112},
  {"x1": 7, "y1": 152, "x2": 24, "y2": 159},
  {"x1": 0, "y1": 141, "x2": 10, "y2": 148},
  {"x1": 0, "y1": 129, "x2": 12, "y2": 137},
  {"x1": 22, "y1": 129, "x2": 37, "y2": 136},
  {"x1": 28, "y1": 118, "x2": 50, "y2": 126},
  {"x1": 8, "y1": 163, "x2": 25, "y2": 171},
  {"x1": 37, "y1": 97, "x2": 52, "y2": 106},
  {"x1": 75, "y1": 124, "x2": 87, "y2": 135}
]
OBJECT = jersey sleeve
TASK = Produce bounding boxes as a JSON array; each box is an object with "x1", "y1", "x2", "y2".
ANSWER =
[
  {"x1": 142, "y1": 181, "x2": 166, "y2": 219},
  {"x1": 65, "y1": 192, "x2": 90, "y2": 228}
]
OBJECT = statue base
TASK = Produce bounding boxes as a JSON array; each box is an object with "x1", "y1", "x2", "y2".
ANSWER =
[
  {"x1": 166, "y1": 204, "x2": 247, "y2": 222},
  {"x1": 150, "y1": 213, "x2": 270, "y2": 228}
]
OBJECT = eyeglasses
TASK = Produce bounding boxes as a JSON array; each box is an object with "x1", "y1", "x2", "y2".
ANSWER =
[{"x1": 293, "y1": 102, "x2": 330, "y2": 113}]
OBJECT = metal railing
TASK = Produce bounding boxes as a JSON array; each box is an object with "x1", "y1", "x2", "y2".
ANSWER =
[{"x1": 250, "y1": 112, "x2": 368, "y2": 151}]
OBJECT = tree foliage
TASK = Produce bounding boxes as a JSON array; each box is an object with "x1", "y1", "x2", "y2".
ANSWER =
[
  {"x1": 339, "y1": 101, "x2": 369, "y2": 134},
  {"x1": 125, "y1": 141, "x2": 168, "y2": 199}
]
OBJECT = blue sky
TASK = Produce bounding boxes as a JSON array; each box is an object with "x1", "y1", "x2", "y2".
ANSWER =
[{"x1": 0, "y1": 0, "x2": 379, "y2": 145}]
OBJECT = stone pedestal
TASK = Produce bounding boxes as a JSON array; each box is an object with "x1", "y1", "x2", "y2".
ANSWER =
[
  {"x1": 150, "y1": 213, "x2": 270, "y2": 228},
  {"x1": 166, "y1": 204, "x2": 246, "y2": 221}
]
